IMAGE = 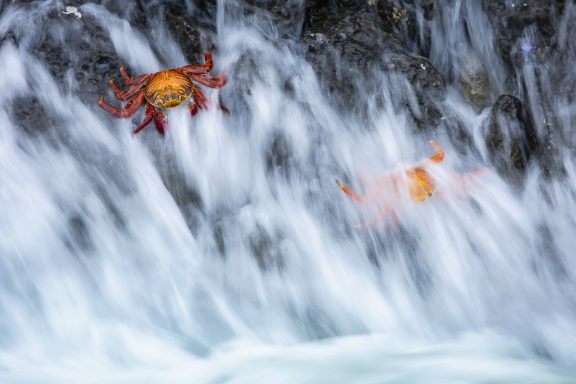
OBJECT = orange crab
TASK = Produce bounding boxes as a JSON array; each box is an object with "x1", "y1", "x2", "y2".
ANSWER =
[
  {"x1": 98, "y1": 51, "x2": 227, "y2": 135},
  {"x1": 337, "y1": 140, "x2": 486, "y2": 227}
]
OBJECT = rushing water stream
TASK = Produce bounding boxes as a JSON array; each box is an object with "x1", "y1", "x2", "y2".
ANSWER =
[{"x1": 1, "y1": 0, "x2": 576, "y2": 382}]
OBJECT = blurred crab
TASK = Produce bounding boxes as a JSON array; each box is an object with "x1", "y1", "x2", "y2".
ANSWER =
[
  {"x1": 337, "y1": 140, "x2": 486, "y2": 228},
  {"x1": 98, "y1": 51, "x2": 227, "y2": 135}
]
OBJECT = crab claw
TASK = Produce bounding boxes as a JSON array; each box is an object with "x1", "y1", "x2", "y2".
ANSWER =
[
  {"x1": 191, "y1": 73, "x2": 227, "y2": 89},
  {"x1": 428, "y1": 139, "x2": 445, "y2": 162}
]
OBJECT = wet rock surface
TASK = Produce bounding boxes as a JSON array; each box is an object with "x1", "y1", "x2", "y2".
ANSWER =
[
  {"x1": 2, "y1": 2, "x2": 124, "y2": 104},
  {"x1": 303, "y1": 0, "x2": 445, "y2": 128},
  {"x1": 481, "y1": 0, "x2": 570, "y2": 178},
  {"x1": 458, "y1": 57, "x2": 492, "y2": 112},
  {"x1": 482, "y1": 0, "x2": 564, "y2": 71},
  {"x1": 486, "y1": 95, "x2": 537, "y2": 183},
  {"x1": 161, "y1": 0, "x2": 218, "y2": 63},
  {"x1": 0, "y1": 0, "x2": 571, "y2": 181}
]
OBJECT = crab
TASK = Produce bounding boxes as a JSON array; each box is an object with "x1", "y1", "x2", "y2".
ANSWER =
[
  {"x1": 98, "y1": 51, "x2": 227, "y2": 135},
  {"x1": 336, "y1": 140, "x2": 486, "y2": 228}
]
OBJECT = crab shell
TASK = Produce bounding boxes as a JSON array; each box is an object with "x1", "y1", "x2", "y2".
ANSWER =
[
  {"x1": 406, "y1": 166, "x2": 435, "y2": 202},
  {"x1": 144, "y1": 70, "x2": 194, "y2": 109}
]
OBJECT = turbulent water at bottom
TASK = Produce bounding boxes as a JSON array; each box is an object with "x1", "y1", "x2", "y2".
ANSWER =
[{"x1": 0, "y1": 1, "x2": 576, "y2": 382}]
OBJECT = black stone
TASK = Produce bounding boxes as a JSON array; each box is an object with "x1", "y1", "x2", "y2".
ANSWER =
[{"x1": 486, "y1": 95, "x2": 537, "y2": 183}]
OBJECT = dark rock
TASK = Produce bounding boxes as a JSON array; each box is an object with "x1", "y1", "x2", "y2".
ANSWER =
[
  {"x1": 521, "y1": 65, "x2": 565, "y2": 178},
  {"x1": 303, "y1": 0, "x2": 445, "y2": 129},
  {"x1": 10, "y1": 96, "x2": 55, "y2": 136},
  {"x1": 481, "y1": 1, "x2": 569, "y2": 178},
  {"x1": 458, "y1": 56, "x2": 492, "y2": 111},
  {"x1": 266, "y1": 131, "x2": 293, "y2": 177},
  {"x1": 161, "y1": 0, "x2": 218, "y2": 63},
  {"x1": 3, "y1": 3, "x2": 124, "y2": 107},
  {"x1": 246, "y1": 0, "x2": 305, "y2": 32},
  {"x1": 249, "y1": 225, "x2": 284, "y2": 271},
  {"x1": 165, "y1": 12, "x2": 209, "y2": 62},
  {"x1": 486, "y1": 95, "x2": 537, "y2": 182},
  {"x1": 482, "y1": 0, "x2": 564, "y2": 73},
  {"x1": 66, "y1": 214, "x2": 94, "y2": 252},
  {"x1": 212, "y1": 223, "x2": 227, "y2": 257}
]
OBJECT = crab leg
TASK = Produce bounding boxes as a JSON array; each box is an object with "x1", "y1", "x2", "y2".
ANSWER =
[
  {"x1": 177, "y1": 51, "x2": 214, "y2": 75},
  {"x1": 192, "y1": 85, "x2": 208, "y2": 110},
  {"x1": 192, "y1": 85, "x2": 228, "y2": 113},
  {"x1": 132, "y1": 102, "x2": 155, "y2": 134},
  {"x1": 336, "y1": 180, "x2": 379, "y2": 203},
  {"x1": 427, "y1": 140, "x2": 445, "y2": 163},
  {"x1": 191, "y1": 73, "x2": 226, "y2": 89},
  {"x1": 153, "y1": 108, "x2": 167, "y2": 135},
  {"x1": 98, "y1": 92, "x2": 145, "y2": 118},
  {"x1": 442, "y1": 167, "x2": 488, "y2": 198},
  {"x1": 188, "y1": 101, "x2": 199, "y2": 116},
  {"x1": 119, "y1": 65, "x2": 151, "y2": 85},
  {"x1": 107, "y1": 79, "x2": 146, "y2": 101}
]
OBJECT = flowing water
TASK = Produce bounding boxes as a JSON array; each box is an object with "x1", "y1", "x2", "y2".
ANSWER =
[{"x1": 1, "y1": 1, "x2": 576, "y2": 382}]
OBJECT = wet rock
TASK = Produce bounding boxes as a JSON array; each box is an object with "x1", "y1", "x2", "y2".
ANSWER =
[
  {"x1": 165, "y1": 13, "x2": 207, "y2": 62},
  {"x1": 212, "y1": 223, "x2": 227, "y2": 257},
  {"x1": 2, "y1": 3, "x2": 123, "y2": 106},
  {"x1": 482, "y1": 1, "x2": 568, "y2": 178},
  {"x1": 9, "y1": 96, "x2": 55, "y2": 136},
  {"x1": 380, "y1": 34, "x2": 445, "y2": 126},
  {"x1": 211, "y1": 216, "x2": 285, "y2": 271},
  {"x1": 376, "y1": 0, "x2": 422, "y2": 48},
  {"x1": 303, "y1": 0, "x2": 445, "y2": 129},
  {"x1": 249, "y1": 225, "x2": 284, "y2": 271},
  {"x1": 458, "y1": 56, "x2": 491, "y2": 111},
  {"x1": 482, "y1": 0, "x2": 564, "y2": 72},
  {"x1": 195, "y1": 0, "x2": 304, "y2": 40},
  {"x1": 246, "y1": 0, "x2": 305, "y2": 28},
  {"x1": 486, "y1": 95, "x2": 537, "y2": 182},
  {"x1": 266, "y1": 131, "x2": 293, "y2": 178},
  {"x1": 162, "y1": 0, "x2": 218, "y2": 63},
  {"x1": 66, "y1": 214, "x2": 94, "y2": 252},
  {"x1": 536, "y1": 119, "x2": 564, "y2": 178}
]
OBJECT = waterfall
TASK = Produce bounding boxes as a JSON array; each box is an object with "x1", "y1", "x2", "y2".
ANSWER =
[{"x1": 0, "y1": 1, "x2": 575, "y2": 382}]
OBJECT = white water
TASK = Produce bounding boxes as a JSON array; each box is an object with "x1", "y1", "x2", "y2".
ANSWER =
[{"x1": 1, "y1": 1, "x2": 575, "y2": 382}]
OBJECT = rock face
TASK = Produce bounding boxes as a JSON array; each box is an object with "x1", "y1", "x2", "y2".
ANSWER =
[
  {"x1": 481, "y1": 0, "x2": 570, "y2": 178},
  {"x1": 303, "y1": 0, "x2": 445, "y2": 128},
  {"x1": 482, "y1": 0, "x2": 564, "y2": 72},
  {"x1": 458, "y1": 57, "x2": 492, "y2": 112},
  {"x1": 0, "y1": 4, "x2": 115, "y2": 136},
  {"x1": 486, "y1": 95, "x2": 537, "y2": 183},
  {"x1": 1, "y1": 0, "x2": 571, "y2": 182},
  {"x1": 161, "y1": 0, "x2": 218, "y2": 63}
]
